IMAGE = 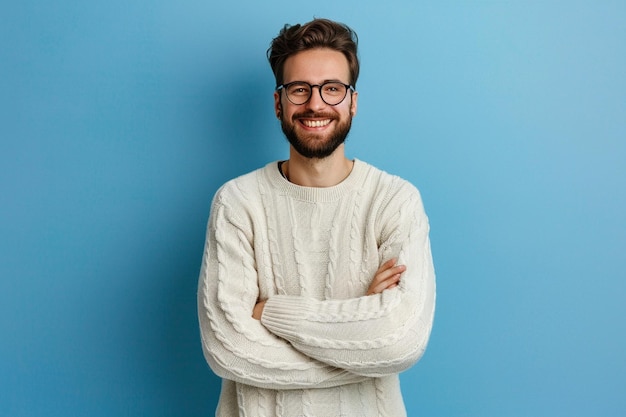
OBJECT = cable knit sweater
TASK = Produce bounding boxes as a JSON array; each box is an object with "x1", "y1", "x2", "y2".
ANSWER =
[{"x1": 197, "y1": 159, "x2": 436, "y2": 417}]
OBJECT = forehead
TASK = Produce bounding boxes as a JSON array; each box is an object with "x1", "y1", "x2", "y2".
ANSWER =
[{"x1": 283, "y1": 48, "x2": 350, "y2": 83}]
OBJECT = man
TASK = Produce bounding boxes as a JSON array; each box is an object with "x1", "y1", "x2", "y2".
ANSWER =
[{"x1": 198, "y1": 18, "x2": 436, "y2": 417}]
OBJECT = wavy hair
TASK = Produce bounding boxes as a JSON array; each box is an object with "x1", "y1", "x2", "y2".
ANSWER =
[{"x1": 267, "y1": 18, "x2": 360, "y2": 87}]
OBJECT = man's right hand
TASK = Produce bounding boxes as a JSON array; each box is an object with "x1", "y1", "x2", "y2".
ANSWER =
[{"x1": 366, "y1": 258, "x2": 406, "y2": 295}]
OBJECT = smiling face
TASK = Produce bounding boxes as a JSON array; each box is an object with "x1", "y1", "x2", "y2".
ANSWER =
[{"x1": 274, "y1": 48, "x2": 358, "y2": 159}]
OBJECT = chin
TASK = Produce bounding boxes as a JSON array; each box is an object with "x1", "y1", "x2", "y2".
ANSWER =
[{"x1": 282, "y1": 122, "x2": 351, "y2": 160}]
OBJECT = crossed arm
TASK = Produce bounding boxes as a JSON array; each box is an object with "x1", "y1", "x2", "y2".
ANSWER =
[
  {"x1": 199, "y1": 184, "x2": 435, "y2": 389},
  {"x1": 253, "y1": 258, "x2": 406, "y2": 320}
]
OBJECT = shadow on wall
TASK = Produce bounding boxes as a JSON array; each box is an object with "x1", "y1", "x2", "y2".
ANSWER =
[{"x1": 147, "y1": 65, "x2": 276, "y2": 415}]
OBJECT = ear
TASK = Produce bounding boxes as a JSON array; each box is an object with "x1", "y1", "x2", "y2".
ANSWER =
[
  {"x1": 274, "y1": 91, "x2": 282, "y2": 119},
  {"x1": 350, "y1": 90, "x2": 358, "y2": 117}
]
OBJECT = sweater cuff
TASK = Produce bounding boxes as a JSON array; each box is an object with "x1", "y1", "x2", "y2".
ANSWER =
[{"x1": 261, "y1": 295, "x2": 313, "y2": 341}]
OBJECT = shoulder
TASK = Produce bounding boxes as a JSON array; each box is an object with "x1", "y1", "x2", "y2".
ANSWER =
[
  {"x1": 357, "y1": 161, "x2": 430, "y2": 238},
  {"x1": 207, "y1": 162, "x2": 281, "y2": 228},
  {"x1": 212, "y1": 162, "x2": 278, "y2": 207},
  {"x1": 206, "y1": 163, "x2": 278, "y2": 235},
  {"x1": 356, "y1": 159, "x2": 423, "y2": 205}
]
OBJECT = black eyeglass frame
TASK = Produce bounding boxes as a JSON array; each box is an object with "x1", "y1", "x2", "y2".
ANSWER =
[{"x1": 276, "y1": 81, "x2": 356, "y2": 106}]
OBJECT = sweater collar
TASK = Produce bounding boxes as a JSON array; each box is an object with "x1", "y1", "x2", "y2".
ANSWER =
[{"x1": 264, "y1": 159, "x2": 368, "y2": 202}]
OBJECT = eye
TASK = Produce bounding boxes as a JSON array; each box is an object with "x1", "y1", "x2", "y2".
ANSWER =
[
  {"x1": 287, "y1": 83, "x2": 311, "y2": 96},
  {"x1": 323, "y1": 83, "x2": 345, "y2": 95}
]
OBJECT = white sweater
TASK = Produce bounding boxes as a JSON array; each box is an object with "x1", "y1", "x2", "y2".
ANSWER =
[{"x1": 198, "y1": 159, "x2": 436, "y2": 417}]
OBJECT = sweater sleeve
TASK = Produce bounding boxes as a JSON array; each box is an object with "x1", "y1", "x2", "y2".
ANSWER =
[
  {"x1": 260, "y1": 183, "x2": 436, "y2": 377},
  {"x1": 197, "y1": 185, "x2": 368, "y2": 390}
]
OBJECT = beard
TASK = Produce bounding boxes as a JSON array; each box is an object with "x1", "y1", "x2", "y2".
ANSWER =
[{"x1": 280, "y1": 110, "x2": 353, "y2": 159}]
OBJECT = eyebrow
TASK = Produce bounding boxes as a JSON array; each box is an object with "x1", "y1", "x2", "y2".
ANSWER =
[{"x1": 283, "y1": 79, "x2": 348, "y2": 85}]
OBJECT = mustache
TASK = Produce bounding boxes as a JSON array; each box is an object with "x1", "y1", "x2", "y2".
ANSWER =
[{"x1": 292, "y1": 111, "x2": 338, "y2": 120}]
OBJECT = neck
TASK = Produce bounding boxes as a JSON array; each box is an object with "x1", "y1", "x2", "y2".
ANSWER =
[{"x1": 284, "y1": 146, "x2": 353, "y2": 187}]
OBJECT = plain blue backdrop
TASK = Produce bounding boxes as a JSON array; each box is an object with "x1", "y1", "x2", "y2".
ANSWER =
[{"x1": 1, "y1": 1, "x2": 624, "y2": 416}]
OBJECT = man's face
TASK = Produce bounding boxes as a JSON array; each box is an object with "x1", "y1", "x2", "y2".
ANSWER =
[{"x1": 274, "y1": 48, "x2": 358, "y2": 159}]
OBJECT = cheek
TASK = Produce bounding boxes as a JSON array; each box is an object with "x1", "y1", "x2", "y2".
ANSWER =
[{"x1": 342, "y1": 103, "x2": 355, "y2": 118}]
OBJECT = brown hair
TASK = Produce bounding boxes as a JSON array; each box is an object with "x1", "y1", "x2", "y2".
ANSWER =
[{"x1": 267, "y1": 18, "x2": 360, "y2": 87}]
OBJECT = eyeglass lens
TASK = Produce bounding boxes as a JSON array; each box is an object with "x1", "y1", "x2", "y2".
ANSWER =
[{"x1": 285, "y1": 82, "x2": 349, "y2": 105}]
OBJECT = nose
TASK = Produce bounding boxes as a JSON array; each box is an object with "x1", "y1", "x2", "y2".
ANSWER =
[{"x1": 305, "y1": 85, "x2": 327, "y2": 110}]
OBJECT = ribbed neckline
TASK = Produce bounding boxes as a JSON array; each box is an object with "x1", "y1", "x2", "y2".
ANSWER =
[{"x1": 263, "y1": 159, "x2": 368, "y2": 202}]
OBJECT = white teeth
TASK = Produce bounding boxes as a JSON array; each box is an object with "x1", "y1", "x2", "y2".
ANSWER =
[{"x1": 302, "y1": 119, "x2": 331, "y2": 128}]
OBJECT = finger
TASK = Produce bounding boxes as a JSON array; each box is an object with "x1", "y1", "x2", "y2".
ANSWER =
[
  {"x1": 375, "y1": 258, "x2": 397, "y2": 275},
  {"x1": 381, "y1": 261, "x2": 406, "y2": 277},
  {"x1": 367, "y1": 276, "x2": 399, "y2": 295},
  {"x1": 368, "y1": 264, "x2": 405, "y2": 294},
  {"x1": 373, "y1": 264, "x2": 406, "y2": 284},
  {"x1": 367, "y1": 273, "x2": 401, "y2": 295}
]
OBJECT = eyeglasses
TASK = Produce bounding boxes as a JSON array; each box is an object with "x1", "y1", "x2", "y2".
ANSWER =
[{"x1": 276, "y1": 81, "x2": 355, "y2": 106}]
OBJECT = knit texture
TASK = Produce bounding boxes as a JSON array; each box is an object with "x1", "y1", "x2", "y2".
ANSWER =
[{"x1": 198, "y1": 159, "x2": 436, "y2": 417}]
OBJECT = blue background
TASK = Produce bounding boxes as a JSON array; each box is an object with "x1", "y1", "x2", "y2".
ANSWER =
[{"x1": 1, "y1": 1, "x2": 624, "y2": 416}]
